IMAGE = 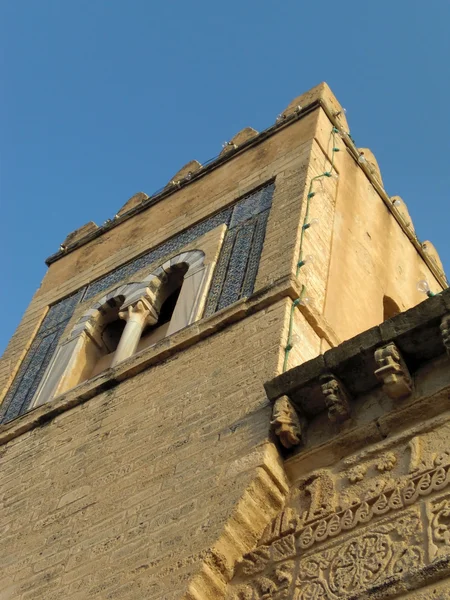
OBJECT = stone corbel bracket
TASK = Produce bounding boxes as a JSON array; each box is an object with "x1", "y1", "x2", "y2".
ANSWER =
[
  {"x1": 441, "y1": 314, "x2": 450, "y2": 357},
  {"x1": 319, "y1": 373, "x2": 352, "y2": 423},
  {"x1": 374, "y1": 342, "x2": 412, "y2": 399},
  {"x1": 264, "y1": 291, "x2": 450, "y2": 461},
  {"x1": 270, "y1": 395, "x2": 303, "y2": 449}
]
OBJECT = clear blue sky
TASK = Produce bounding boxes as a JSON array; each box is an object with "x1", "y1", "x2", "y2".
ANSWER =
[{"x1": 1, "y1": 1, "x2": 449, "y2": 355}]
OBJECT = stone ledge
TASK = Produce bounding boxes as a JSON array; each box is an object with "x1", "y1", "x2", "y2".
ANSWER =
[
  {"x1": 266, "y1": 288, "x2": 450, "y2": 466},
  {"x1": 265, "y1": 289, "x2": 450, "y2": 406}
]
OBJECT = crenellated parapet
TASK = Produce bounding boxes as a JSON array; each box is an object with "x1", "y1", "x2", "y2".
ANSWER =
[
  {"x1": 220, "y1": 127, "x2": 259, "y2": 156},
  {"x1": 166, "y1": 159, "x2": 203, "y2": 187}
]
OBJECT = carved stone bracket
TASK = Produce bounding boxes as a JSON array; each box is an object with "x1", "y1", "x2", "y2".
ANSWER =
[
  {"x1": 374, "y1": 342, "x2": 412, "y2": 399},
  {"x1": 320, "y1": 374, "x2": 351, "y2": 423},
  {"x1": 271, "y1": 396, "x2": 302, "y2": 448},
  {"x1": 441, "y1": 314, "x2": 450, "y2": 357}
]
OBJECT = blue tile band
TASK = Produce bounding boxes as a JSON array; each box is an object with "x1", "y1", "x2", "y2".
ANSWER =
[{"x1": 1, "y1": 181, "x2": 274, "y2": 423}]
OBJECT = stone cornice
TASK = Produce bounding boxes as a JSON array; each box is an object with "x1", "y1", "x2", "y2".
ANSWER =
[{"x1": 265, "y1": 289, "x2": 450, "y2": 423}]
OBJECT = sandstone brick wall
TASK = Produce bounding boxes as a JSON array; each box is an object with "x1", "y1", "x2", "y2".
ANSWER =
[
  {"x1": 0, "y1": 114, "x2": 317, "y2": 402},
  {"x1": 1, "y1": 101, "x2": 442, "y2": 400},
  {"x1": 1, "y1": 302, "x2": 290, "y2": 600},
  {"x1": 312, "y1": 109, "x2": 442, "y2": 340},
  {"x1": 0, "y1": 85, "x2": 447, "y2": 600}
]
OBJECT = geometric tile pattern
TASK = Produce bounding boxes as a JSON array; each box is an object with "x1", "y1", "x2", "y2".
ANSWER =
[
  {"x1": 0, "y1": 289, "x2": 86, "y2": 423},
  {"x1": 204, "y1": 182, "x2": 274, "y2": 315},
  {"x1": 0, "y1": 180, "x2": 275, "y2": 424},
  {"x1": 82, "y1": 210, "x2": 232, "y2": 301}
]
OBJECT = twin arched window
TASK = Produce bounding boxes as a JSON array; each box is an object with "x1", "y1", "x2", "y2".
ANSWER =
[
  {"x1": 90, "y1": 262, "x2": 189, "y2": 378},
  {"x1": 31, "y1": 251, "x2": 206, "y2": 407}
]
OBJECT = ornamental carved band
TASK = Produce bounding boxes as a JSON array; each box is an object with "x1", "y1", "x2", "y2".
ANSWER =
[
  {"x1": 271, "y1": 396, "x2": 302, "y2": 448},
  {"x1": 226, "y1": 451, "x2": 450, "y2": 600},
  {"x1": 441, "y1": 314, "x2": 450, "y2": 357},
  {"x1": 320, "y1": 374, "x2": 351, "y2": 424},
  {"x1": 374, "y1": 342, "x2": 412, "y2": 399}
]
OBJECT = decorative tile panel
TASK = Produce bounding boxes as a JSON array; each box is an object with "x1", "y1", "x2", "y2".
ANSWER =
[
  {"x1": 205, "y1": 208, "x2": 271, "y2": 316},
  {"x1": 229, "y1": 182, "x2": 274, "y2": 228},
  {"x1": 1, "y1": 181, "x2": 275, "y2": 423},
  {"x1": 0, "y1": 330, "x2": 60, "y2": 422},
  {"x1": 203, "y1": 229, "x2": 237, "y2": 317},
  {"x1": 217, "y1": 221, "x2": 256, "y2": 312},
  {"x1": 83, "y1": 208, "x2": 233, "y2": 301},
  {"x1": 39, "y1": 288, "x2": 86, "y2": 334},
  {"x1": 241, "y1": 210, "x2": 270, "y2": 298}
]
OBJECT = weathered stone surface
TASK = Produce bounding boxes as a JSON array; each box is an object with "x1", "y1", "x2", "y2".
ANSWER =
[
  {"x1": 62, "y1": 221, "x2": 98, "y2": 246},
  {"x1": 220, "y1": 127, "x2": 259, "y2": 156},
  {"x1": 422, "y1": 240, "x2": 445, "y2": 274},
  {"x1": 320, "y1": 373, "x2": 351, "y2": 423},
  {"x1": 167, "y1": 159, "x2": 203, "y2": 186},
  {"x1": 280, "y1": 81, "x2": 350, "y2": 133},
  {"x1": 391, "y1": 195, "x2": 416, "y2": 234},
  {"x1": 264, "y1": 354, "x2": 325, "y2": 402},
  {"x1": 357, "y1": 147, "x2": 384, "y2": 185},
  {"x1": 441, "y1": 314, "x2": 450, "y2": 357},
  {"x1": 270, "y1": 396, "x2": 302, "y2": 448},
  {"x1": 374, "y1": 342, "x2": 412, "y2": 399},
  {"x1": 0, "y1": 82, "x2": 448, "y2": 600},
  {"x1": 226, "y1": 411, "x2": 450, "y2": 599},
  {"x1": 116, "y1": 191, "x2": 150, "y2": 216}
]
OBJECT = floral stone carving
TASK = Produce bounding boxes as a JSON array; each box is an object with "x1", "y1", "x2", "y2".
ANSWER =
[
  {"x1": 428, "y1": 496, "x2": 450, "y2": 560},
  {"x1": 347, "y1": 465, "x2": 367, "y2": 484},
  {"x1": 226, "y1": 452, "x2": 450, "y2": 599},
  {"x1": 228, "y1": 510, "x2": 425, "y2": 599},
  {"x1": 328, "y1": 533, "x2": 392, "y2": 594},
  {"x1": 376, "y1": 452, "x2": 397, "y2": 472}
]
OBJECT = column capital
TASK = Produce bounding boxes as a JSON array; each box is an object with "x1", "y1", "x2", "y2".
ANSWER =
[{"x1": 119, "y1": 290, "x2": 158, "y2": 327}]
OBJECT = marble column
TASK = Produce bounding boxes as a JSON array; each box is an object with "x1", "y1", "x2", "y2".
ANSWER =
[{"x1": 112, "y1": 296, "x2": 158, "y2": 367}]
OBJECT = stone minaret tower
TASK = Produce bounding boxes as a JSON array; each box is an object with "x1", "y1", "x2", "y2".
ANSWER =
[{"x1": 1, "y1": 83, "x2": 449, "y2": 599}]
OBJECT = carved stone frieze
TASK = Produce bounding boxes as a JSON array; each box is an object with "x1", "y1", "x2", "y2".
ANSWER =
[
  {"x1": 296, "y1": 511, "x2": 424, "y2": 599},
  {"x1": 374, "y1": 342, "x2": 412, "y2": 399},
  {"x1": 227, "y1": 508, "x2": 426, "y2": 599},
  {"x1": 376, "y1": 452, "x2": 397, "y2": 473},
  {"x1": 428, "y1": 495, "x2": 450, "y2": 561},
  {"x1": 301, "y1": 472, "x2": 337, "y2": 523},
  {"x1": 320, "y1": 374, "x2": 351, "y2": 423},
  {"x1": 347, "y1": 465, "x2": 367, "y2": 484},
  {"x1": 259, "y1": 508, "x2": 300, "y2": 546},
  {"x1": 441, "y1": 314, "x2": 450, "y2": 357},
  {"x1": 226, "y1": 451, "x2": 450, "y2": 599},
  {"x1": 271, "y1": 396, "x2": 302, "y2": 448}
]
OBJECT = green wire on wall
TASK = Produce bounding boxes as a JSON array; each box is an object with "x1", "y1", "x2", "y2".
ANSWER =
[{"x1": 282, "y1": 127, "x2": 340, "y2": 372}]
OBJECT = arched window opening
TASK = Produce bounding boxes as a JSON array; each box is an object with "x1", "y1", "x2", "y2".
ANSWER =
[
  {"x1": 159, "y1": 286, "x2": 182, "y2": 324},
  {"x1": 138, "y1": 264, "x2": 188, "y2": 351},
  {"x1": 85, "y1": 297, "x2": 126, "y2": 379},
  {"x1": 30, "y1": 250, "x2": 207, "y2": 408},
  {"x1": 383, "y1": 295, "x2": 401, "y2": 321},
  {"x1": 101, "y1": 318, "x2": 127, "y2": 352}
]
